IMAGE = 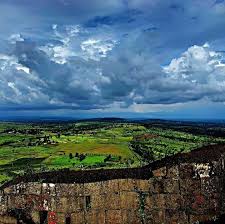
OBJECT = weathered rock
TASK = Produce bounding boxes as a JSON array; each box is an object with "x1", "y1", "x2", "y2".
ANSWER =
[{"x1": 0, "y1": 144, "x2": 225, "y2": 223}]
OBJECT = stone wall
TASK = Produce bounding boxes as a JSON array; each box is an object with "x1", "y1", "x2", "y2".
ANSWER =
[{"x1": 0, "y1": 144, "x2": 225, "y2": 224}]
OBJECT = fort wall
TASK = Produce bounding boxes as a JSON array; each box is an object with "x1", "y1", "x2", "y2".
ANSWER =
[{"x1": 0, "y1": 144, "x2": 225, "y2": 224}]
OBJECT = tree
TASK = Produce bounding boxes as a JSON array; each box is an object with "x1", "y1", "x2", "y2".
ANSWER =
[
  {"x1": 79, "y1": 154, "x2": 86, "y2": 161},
  {"x1": 104, "y1": 154, "x2": 112, "y2": 162},
  {"x1": 75, "y1": 152, "x2": 79, "y2": 158},
  {"x1": 69, "y1": 153, "x2": 73, "y2": 159}
]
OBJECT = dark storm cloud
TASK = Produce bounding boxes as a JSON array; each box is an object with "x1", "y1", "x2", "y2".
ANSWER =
[{"x1": 1, "y1": 0, "x2": 225, "y2": 112}]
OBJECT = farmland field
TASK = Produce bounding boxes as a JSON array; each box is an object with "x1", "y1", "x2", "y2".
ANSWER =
[{"x1": 0, "y1": 119, "x2": 225, "y2": 184}]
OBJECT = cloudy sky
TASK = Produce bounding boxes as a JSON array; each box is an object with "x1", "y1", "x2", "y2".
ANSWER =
[{"x1": 1, "y1": 0, "x2": 225, "y2": 119}]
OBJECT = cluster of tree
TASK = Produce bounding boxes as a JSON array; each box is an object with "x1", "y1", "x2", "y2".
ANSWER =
[
  {"x1": 104, "y1": 154, "x2": 112, "y2": 162},
  {"x1": 25, "y1": 135, "x2": 55, "y2": 147},
  {"x1": 3, "y1": 128, "x2": 41, "y2": 135},
  {"x1": 129, "y1": 140, "x2": 155, "y2": 163},
  {"x1": 49, "y1": 122, "x2": 112, "y2": 135},
  {"x1": 69, "y1": 153, "x2": 86, "y2": 161},
  {"x1": 143, "y1": 122, "x2": 225, "y2": 138}
]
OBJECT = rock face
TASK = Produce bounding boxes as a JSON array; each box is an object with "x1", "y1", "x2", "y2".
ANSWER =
[{"x1": 1, "y1": 144, "x2": 225, "y2": 224}]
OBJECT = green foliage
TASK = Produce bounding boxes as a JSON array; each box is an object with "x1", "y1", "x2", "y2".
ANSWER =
[
  {"x1": 130, "y1": 127, "x2": 216, "y2": 162},
  {"x1": 0, "y1": 120, "x2": 224, "y2": 184},
  {"x1": 0, "y1": 174, "x2": 11, "y2": 184}
]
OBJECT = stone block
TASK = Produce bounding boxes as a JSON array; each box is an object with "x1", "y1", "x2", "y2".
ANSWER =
[
  {"x1": 3, "y1": 186, "x2": 15, "y2": 195},
  {"x1": 0, "y1": 197, "x2": 7, "y2": 215},
  {"x1": 135, "y1": 180, "x2": 150, "y2": 192},
  {"x1": 25, "y1": 194, "x2": 43, "y2": 211},
  {"x1": 55, "y1": 195, "x2": 85, "y2": 213},
  {"x1": 179, "y1": 163, "x2": 194, "y2": 179},
  {"x1": 165, "y1": 209, "x2": 188, "y2": 224},
  {"x1": 4, "y1": 184, "x2": 26, "y2": 195},
  {"x1": 211, "y1": 160, "x2": 223, "y2": 175},
  {"x1": 201, "y1": 177, "x2": 221, "y2": 195},
  {"x1": 96, "y1": 210, "x2": 106, "y2": 224},
  {"x1": 166, "y1": 165, "x2": 179, "y2": 178},
  {"x1": 180, "y1": 178, "x2": 201, "y2": 195},
  {"x1": 164, "y1": 179, "x2": 179, "y2": 194},
  {"x1": 71, "y1": 211, "x2": 85, "y2": 224},
  {"x1": 85, "y1": 209, "x2": 106, "y2": 224},
  {"x1": 189, "y1": 214, "x2": 217, "y2": 223},
  {"x1": 104, "y1": 192, "x2": 120, "y2": 210},
  {"x1": 0, "y1": 201, "x2": 7, "y2": 215},
  {"x1": 120, "y1": 192, "x2": 139, "y2": 210},
  {"x1": 30, "y1": 211, "x2": 40, "y2": 223},
  {"x1": 85, "y1": 210, "x2": 98, "y2": 224},
  {"x1": 149, "y1": 178, "x2": 164, "y2": 194},
  {"x1": 142, "y1": 211, "x2": 154, "y2": 224},
  {"x1": 106, "y1": 179, "x2": 120, "y2": 193},
  {"x1": 188, "y1": 193, "x2": 211, "y2": 214},
  {"x1": 118, "y1": 179, "x2": 136, "y2": 192},
  {"x1": 52, "y1": 196, "x2": 84, "y2": 213},
  {"x1": 41, "y1": 183, "x2": 57, "y2": 196},
  {"x1": 145, "y1": 209, "x2": 166, "y2": 224},
  {"x1": 67, "y1": 196, "x2": 84, "y2": 212},
  {"x1": 90, "y1": 194, "x2": 105, "y2": 210},
  {"x1": 56, "y1": 184, "x2": 83, "y2": 197},
  {"x1": 165, "y1": 194, "x2": 184, "y2": 209},
  {"x1": 24, "y1": 182, "x2": 42, "y2": 195},
  {"x1": 127, "y1": 209, "x2": 142, "y2": 224},
  {"x1": 8, "y1": 195, "x2": 27, "y2": 209},
  {"x1": 48, "y1": 196, "x2": 57, "y2": 211},
  {"x1": 0, "y1": 216, "x2": 17, "y2": 224},
  {"x1": 83, "y1": 182, "x2": 101, "y2": 195},
  {"x1": 55, "y1": 212, "x2": 66, "y2": 224},
  {"x1": 105, "y1": 210, "x2": 123, "y2": 224},
  {"x1": 209, "y1": 194, "x2": 220, "y2": 212},
  {"x1": 152, "y1": 167, "x2": 167, "y2": 177},
  {"x1": 120, "y1": 209, "x2": 129, "y2": 224},
  {"x1": 146, "y1": 194, "x2": 166, "y2": 210},
  {"x1": 56, "y1": 197, "x2": 68, "y2": 213}
]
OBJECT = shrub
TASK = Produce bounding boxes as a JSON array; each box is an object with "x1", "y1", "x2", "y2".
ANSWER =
[
  {"x1": 69, "y1": 153, "x2": 73, "y2": 159},
  {"x1": 75, "y1": 152, "x2": 79, "y2": 158},
  {"x1": 104, "y1": 154, "x2": 112, "y2": 162},
  {"x1": 79, "y1": 154, "x2": 86, "y2": 161}
]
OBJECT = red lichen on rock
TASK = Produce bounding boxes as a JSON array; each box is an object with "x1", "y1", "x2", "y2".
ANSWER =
[{"x1": 48, "y1": 211, "x2": 57, "y2": 224}]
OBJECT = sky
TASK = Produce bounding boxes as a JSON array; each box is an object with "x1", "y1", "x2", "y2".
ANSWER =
[{"x1": 1, "y1": 0, "x2": 225, "y2": 119}]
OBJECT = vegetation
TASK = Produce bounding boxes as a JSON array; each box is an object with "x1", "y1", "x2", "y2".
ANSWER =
[{"x1": 0, "y1": 119, "x2": 225, "y2": 184}]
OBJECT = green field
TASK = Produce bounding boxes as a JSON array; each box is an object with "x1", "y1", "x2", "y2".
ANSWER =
[{"x1": 0, "y1": 120, "x2": 224, "y2": 184}]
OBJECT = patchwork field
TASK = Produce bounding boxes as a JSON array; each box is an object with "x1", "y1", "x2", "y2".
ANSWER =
[{"x1": 0, "y1": 119, "x2": 225, "y2": 184}]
